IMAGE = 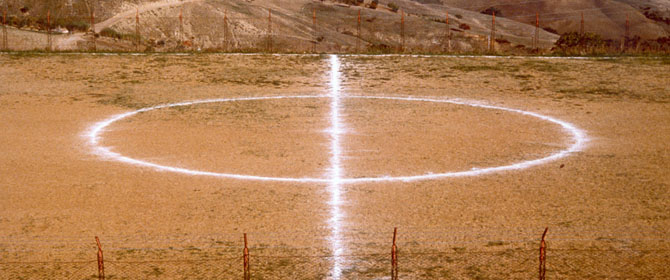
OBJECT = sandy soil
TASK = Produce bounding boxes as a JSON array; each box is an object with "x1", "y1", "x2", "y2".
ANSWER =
[{"x1": 0, "y1": 54, "x2": 669, "y2": 279}]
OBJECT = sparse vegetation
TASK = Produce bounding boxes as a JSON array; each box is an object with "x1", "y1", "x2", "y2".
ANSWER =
[{"x1": 388, "y1": 2, "x2": 399, "y2": 13}]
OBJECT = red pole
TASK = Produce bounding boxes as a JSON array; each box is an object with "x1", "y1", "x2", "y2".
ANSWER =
[
  {"x1": 357, "y1": 9, "x2": 361, "y2": 53},
  {"x1": 267, "y1": 8, "x2": 272, "y2": 52},
  {"x1": 400, "y1": 10, "x2": 405, "y2": 52},
  {"x1": 243, "y1": 233, "x2": 250, "y2": 280},
  {"x1": 136, "y1": 8, "x2": 140, "y2": 51},
  {"x1": 539, "y1": 228, "x2": 548, "y2": 280},
  {"x1": 490, "y1": 11, "x2": 496, "y2": 53},
  {"x1": 47, "y1": 10, "x2": 52, "y2": 51},
  {"x1": 179, "y1": 7, "x2": 183, "y2": 46},
  {"x1": 446, "y1": 11, "x2": 450, "y2": 52},
  {"x1": 534, "y1": 12, "x2": 539, "y2": 49},
  {"x1": 391, "y1": 227, "x2": 398, "y2": 280},
  {"x1": 95, "y1": 236, "x2": 105, "y2": 280}
]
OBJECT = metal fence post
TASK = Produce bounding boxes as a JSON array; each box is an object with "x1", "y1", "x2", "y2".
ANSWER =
[
  {"x1": 47, "y1": 10, "x2": 52, "y2": 51},
  {"x1": 535, "y1": 12, "x2": 539, "y2": 49},
  {"x1": 312, "y1": 8, "x2": 316, "y2": 53},
  {"x1": 135, "y1": 8, "x2": 140, "y2": 51},
  {"x1": 489, "y1": 11, "x2": 496, "y2": 53},
  {"x1": 2, "y1": 7, "x2": 7, "y2": 51},
  {"x1": 357, "y1": 9, "x2": 361, "y2": 53},
  {"x1": 391, "y1": 227, "x2": 398, "y2": 280},
  {"x1": 95, "y1": 236, "x2": 105, "y2": 280},
  {"x1": 243, "y1": 233, "x2": 250, "y2": 280},
  {"x1": 539, "y1": 228, "x2": 548, "y2": 280},
  {"x1": 91, "y1": 9, "x2": 97, "y2": 51},
  {"x1": 400, "y1": 10, "x2": 405, "y2": 52},
  {"x1": 445, "y1": 11, "x2": 451, "y2": 52},
  {"x1": 267, "y1": 9, "x2": 272, "y2": 53}
]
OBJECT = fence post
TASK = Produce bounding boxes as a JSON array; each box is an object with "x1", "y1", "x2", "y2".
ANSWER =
[
  {"x1": 391, "y1": 227, "x2": 398, "y2": 280},
  {"x1": 267, "y1": 8, "x2": 272, "y2": 53},
  {"x1": 243, "y1": 233, "x2": 250, "y2": 280},
  {"x1": 445, "y1": 11, "x2": 451, "y2": 52},
  {"x1": 489, "y1": 11, "x2": 495, "y2": 53},
  {"x1": 47, "y1": 10, "x2": 52, "y2": 51},
  {"x1": 400, "y1": 10, "x2": 405, "y2": 52},
  {"x1": 179, "y1": 7, "x2": 183, "y2": 49},
  {"x1": 95, "y1": 236, "x2": 105, "y2": 280},
  {"x1": 91, "y1": 9, "x2": 96, "y2": 51},
  {"x1": 2, "y1": 7, "x2": 7, "y2": 51},
  {"x1": 135, "y1": 8, "x2": 140, "y2": 51},
  {"x1": 539, "y1": 227, "x2": 548, "y2": 280},
  {"x1": 357, "y1": 9, "x2": 361, "y2": 53},
  {"x1": 533, "y1": 12, "x2": 539, "y2": 50},
  {"x1": 621, "y1": 14, "x2": 630, "y2": 52},
  {"x1": 312, "y1": 8, "x2": 316, "y2": 53},
  {"x1": 223, "y1": 9, "x2": 229, "y2": 51}
]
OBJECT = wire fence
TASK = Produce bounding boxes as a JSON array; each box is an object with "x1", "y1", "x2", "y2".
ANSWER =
[
  {"x1": 2, "y1": 227, "x2": 669, "y2": 279},
  {"x1": 1, "y1": 1, "x2": 668, "y2": 54}
]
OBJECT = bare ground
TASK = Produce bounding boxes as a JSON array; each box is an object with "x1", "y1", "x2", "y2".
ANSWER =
[{"x1": 0, "y1": 54, "x2": 669, "y2": 279}]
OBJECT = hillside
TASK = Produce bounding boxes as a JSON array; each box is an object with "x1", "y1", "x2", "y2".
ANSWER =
[
  {"x1": 439, "y1": 0, "x2": 670, "y2": 40},
  {"x1": 9, "y1": 0, "x2": 669, "y2": 52}
]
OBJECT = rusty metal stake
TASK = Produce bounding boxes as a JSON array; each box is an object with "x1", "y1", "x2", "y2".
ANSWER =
[
  {"x1": 223, "y1": 9, "x2": 229, "y2": 51},
  {"x1": 2, "y1": 7, "x2": 7, "y2": 51},
  {"x1": 179, "y1": 7, "x2": 183, "y2": 48},
  {"x1": 539, "y1": 227, "x2": 548, "y2": 280},
  {"x1": 312, "y1": 8, "x2": 316, "y2": 53},
  {"x1": 357, "y1": 9, "x2": 361, "y2": 53},
  {"x1": 47, "y1": 10, "x2": 52, "y2": 51},
  {"x1": 400, "y1": 10, "x2": 405, "y2": 52},
  {"x1": 391, "y1": 227, "x2": 398, "y2": 280},
  {"x1": 445, "y1": 11, "x2": 451, "y2": 52},
  {"x1": 91, "y1": 9, "x2": 97, "y2": 51},
  {"x1": 267, "y1": 9, "x2": 272, "y2": 53},
  {"x1": 489, "y1": 11, "x2": 496, "y2": 53},
  {"x1": 533, "y1": 12, "x2": 539, "y2": 50},
  {"x1": 95, "y1": 236, "x2": 105, "y2": 280},
  {"x1": 243, "y1": 233, "x2": 250, "y2": 280},
  {"x1": 135, "y1": 8, "x2": 140, "y2": 51}
]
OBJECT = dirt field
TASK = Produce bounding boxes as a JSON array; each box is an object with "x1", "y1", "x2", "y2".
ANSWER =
[{"x1": 0, "y1": 53, "x2": 669, "y2": 279}]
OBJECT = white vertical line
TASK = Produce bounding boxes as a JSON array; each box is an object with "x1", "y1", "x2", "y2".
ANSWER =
[{"x1": 327, "y1": 54, "x2": 345, "y2": 279}]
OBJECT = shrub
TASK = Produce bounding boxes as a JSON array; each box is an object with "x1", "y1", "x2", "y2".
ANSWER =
[
  {"x1": 455, "y1": 14, "x2": 463, "y2": 19},
  {"x1": 459, "y1": 23, "x2": 470, "y2": 30},
  {"x1": 100, "y1": 27, "x2": 122, "y2": 39},
  {"x1": 554, "y1": 32, "x2": 606, "y2": 53},
  {"x1": 388, "y1": 2, "x2": 399, "y2": 13},
  {"x1": 542, "y1": 27, "x2": 558, "y2": 34},
  {"x1": 481, "y1": 7, "x2": 502, "y2": 17},
  {"x1": 64, "y1": 19, "x2": 90, "y2": 32}
]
